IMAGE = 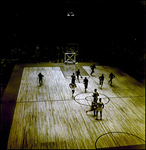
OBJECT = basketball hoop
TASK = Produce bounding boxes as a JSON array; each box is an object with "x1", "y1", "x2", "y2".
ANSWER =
[{"x1": 64, "y1": 52, "x2": 76, "y2": 64}]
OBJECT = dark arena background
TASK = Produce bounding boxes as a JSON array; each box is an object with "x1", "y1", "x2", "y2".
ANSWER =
[{"x1": 1, "y1": 0, "x2": 145, "y2": 149}]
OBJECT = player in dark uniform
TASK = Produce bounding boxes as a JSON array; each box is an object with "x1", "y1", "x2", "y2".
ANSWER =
[
  {"x1": 38, "y1": 73, "x2": 44, "y2": 86},
  {"x1": 86, "y1": 100, "x2": 97, "y2": 116},
  {"x1": 108, "y1": 72, "x2": 115, "y2": 86},
  {"x1": 99, "y1": 74, "x2": 104, "y2": 89},
  {"x1": 90, "y1": 64, "x2": 96, "y2": 75},
  {"x1": 76, "y1": 69, "x2": 82, "y2": 83},
  {"x1": 83, "y1": 77, "x2": 88, "y2": 92},
  {"x1": 71, "y1": 73, "x2": 76, "y2": 84},
  {"x1": 92, "y1": 89, "x2": 99, "y2": 103},
  {"x1": 86, "y1": 89, "x2": 99, "y2": 116}
]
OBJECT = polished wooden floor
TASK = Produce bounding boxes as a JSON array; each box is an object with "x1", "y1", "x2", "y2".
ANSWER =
[{"x1": 2, "y1": 63, "x2": 145, "y2": 149}]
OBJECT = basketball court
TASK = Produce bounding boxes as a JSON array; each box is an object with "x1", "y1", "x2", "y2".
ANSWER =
[{"x1": 1, "y1": 62, "x2": 145, "y2": 149}]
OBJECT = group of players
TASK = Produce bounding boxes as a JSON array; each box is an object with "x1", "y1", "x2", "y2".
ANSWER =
[
  {"x1": 69, "y1": 72, "x2": 104, "y2": 120},
  {"x1": 37, "y1": 64, "x2": 115, "y2": 120},
  {"x1": 69, "y1": 64, "x2": 115, "y2": 96},
  {"x1": 69, "y1": 64, "x2": 115, "y2": 120}
]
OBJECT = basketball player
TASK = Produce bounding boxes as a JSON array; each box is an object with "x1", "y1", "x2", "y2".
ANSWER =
[
  {"x1": 92, "y1": 89, "x2": 99, "y2": 103},
  {"x1": 86, "y1": 89, "x2": 99, "y2": 116},
  {"x1": 99, "y1": 74, "x2": 104, "y2": 89},
  {"x1": 76, "y1": 69, "x2": 82, "y2": 83},
  {"x1": 83, "y1": 77, "x2": 88, "y2": 92},
  {"x1": 96, "y1": 98, "x2": 104, "y2": 120},
  {"x1": 38, "y1": 73, "x2": 44, "y2": 86},
  {"x1": 86, "y1": 100, "x2": 97, "y2": 116},
  {"x1": 71, "y1": 73, "x2": 76, "y2": 84},
  {"x1": 108, "y1": 72, "x2": 115, "y2": 86},
  {"x1": 90, "y1": 64, "x2": 96, "y2": 75},
  {"x1": 69, "y1": 83, "x2": 77, "y2": 97}
]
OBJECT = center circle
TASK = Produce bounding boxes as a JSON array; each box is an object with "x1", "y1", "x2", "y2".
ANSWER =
[
  {"x1": 74, "y1": 92, "x2": 110, "y2": 106},
  {"x1": 85, "y1": 96, "x2": 93, "y2": 101}
]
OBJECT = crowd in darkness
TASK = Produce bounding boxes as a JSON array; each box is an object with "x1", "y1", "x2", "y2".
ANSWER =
[
  {"x1": 1, "y1": 33, "x2": 145, "y2": 80},
  {"x1": 1, "y1": 1, "x2": 145, "y2": 93}
]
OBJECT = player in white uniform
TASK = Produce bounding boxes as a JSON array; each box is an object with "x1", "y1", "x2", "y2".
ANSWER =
[
  {"x1": 96, "y1": 98, "x2": 104, "y2": 120},
  {"x1": 69, "y1": 83, "x2": 77, "y2": 97}
]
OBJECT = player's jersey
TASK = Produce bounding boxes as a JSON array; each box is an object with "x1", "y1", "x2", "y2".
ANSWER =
[
  {"x1": 71, "y1": 75, "x2": 76, "y2": 79},
  {"x1": 84, "y1": 79, "x2": 88, "y2": 84},
  {"x1": 97, "y1": 102, "x2": 104, "y2": 111},
  {"x1": 99, "y1": 76, "x2": 104, "y2": 81},
  {"x1": 69, "y1": 83, "x2": 76, "y2": 90},
  {"x1": 109, "y1": 73, "x2": 115, "y2": 79},
  {"x1": 38, "y1": 74, "x2": 44, "y2": 79},
  {"x1": 92, "y1": 92, "x2": 99, "y2": 101}
]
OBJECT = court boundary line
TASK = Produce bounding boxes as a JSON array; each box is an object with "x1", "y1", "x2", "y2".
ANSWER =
[{"x1": 95, "y1": 131, "x2": 145, "y2": 149}]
